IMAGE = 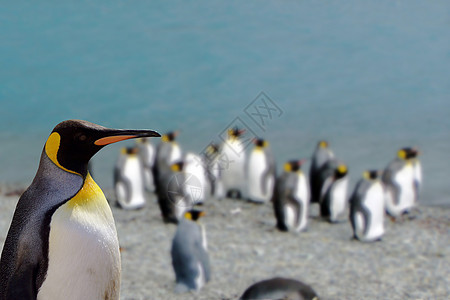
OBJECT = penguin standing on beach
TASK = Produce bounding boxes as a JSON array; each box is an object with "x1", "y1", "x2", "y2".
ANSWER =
[
  {"x1": 220, "y1": 127, "x2": 247, "y2": 199},
  {"x1": 157, "y1": 160, "x2": 193, "y2": 223},
  {"x1": 136, "y1": 137, "x2": 156, "y2": 193},
  {"x1": 153, "y1": 131, "x2": 182, "y2": 193},
  {"x1": 0, "y1": 120, "x2": 159, "y2": 300},
  {"x1": 382, "y1": 148, "x2": 417, "y2": 217},
  {"x1": 240, "y1": 277, "x2": 319, "y2": 300},
  {"x1": 203, "y1": 143, "x2": 225, "y2": 200},
  {"x1": 309, "y1": 141, "x2": 335, "y2": 203},
  {"x1": 273, "y1": 160, "x2": 309, "y2": 232},
  {"x1": 114, "y1": 146, "x2": 146, "y2": 210},
  {"x1": 318, "y1": 161, "x2": 349, "y2": 222},
  {"x1": 247, "y1": 138, "x2": 276, "y2": 203},
  {"x1": 349, "y1": 170, "x2": 385, "y2": 242},
  {"x1": 171, "y1": 210, "x2": 210, "y2": 293}
]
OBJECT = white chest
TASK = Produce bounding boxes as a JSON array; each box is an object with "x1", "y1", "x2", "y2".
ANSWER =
[
  {"x1": 169, "y1": 144, "x2": 182, "y2": 165},
  {"x1": 362, "y1": 182, "x2": 384, "y2": 239},
  {"x1": 295, "y1": 173, "x2": 309, "y2": 230},
  {"x1": 329, "y1": 177, "x2": 348, "y2": 220},
  {"x1": 394, "y1": 164, "x2": 415, "y2": 208},
  {"x1": 248, "y1": 151, "x2": 273, "y2": 201},
  {"x1": 38, "y1": 179, "x2": 121, "y2": 300},
  {"x1": 294, "y1": 173, "x2": 309, "y2": 205}
]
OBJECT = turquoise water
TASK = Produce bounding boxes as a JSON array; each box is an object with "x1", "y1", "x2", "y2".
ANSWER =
[{"x1": 0, "y1": 1, "x2": 449, "y2": 206}]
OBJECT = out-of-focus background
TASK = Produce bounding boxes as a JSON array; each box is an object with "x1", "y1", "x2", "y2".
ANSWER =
[{"x1": 0, "y1": 1, "x2": 448, "y2": 206}]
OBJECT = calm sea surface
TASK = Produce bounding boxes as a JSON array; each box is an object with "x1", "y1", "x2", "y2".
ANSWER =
[{"x1": 0, "y1": 1, "x2": 449, "y2": 206}]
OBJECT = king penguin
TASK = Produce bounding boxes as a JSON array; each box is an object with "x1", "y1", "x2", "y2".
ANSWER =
[
  {"x1": 247, "y1": 138, "x2": 276, "y2": 203},
  {"x1": 220, "y1": 127, "x2": 247, "y2": 199},
  {"x1": 273, "y1": 160, "x2": 310, "y2": 232},
  {"x1": 136, "y1": 137, "x2": 156, "y2": 193},
  {"x1": 114, "y1": 146, "x2": 146, "y2": 210},
  {"x1": 157, "y1": 161, "x2": 191, "y2": 223},
  {"x1": 318, "y1": 161, "x2": 349, "y2": 222},
  {"x1": 203, "y1": 143, "x2": 225, "y2": 200},
  {"x1": 382, "y1": 147, "x2": 417, "y2": 217},
  {"x1": 240, "y1": 277, "x2": 319, "y2": 300},
  {"x1": 0, "y1": 120, "x2": 159, "y2": 300},
  {"x1": 349, "y1": 170, "x2": 385, "y2": 242},
  {"x1": 309, "y1": 140, "x2": 335, "y2": 204},
  {"x1": 171, "y1": 209, "x2": 210, "y2": 293}
]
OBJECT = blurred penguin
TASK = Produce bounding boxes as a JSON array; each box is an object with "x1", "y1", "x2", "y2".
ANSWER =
[
  {"x1": 318, "y1": 161, "x2": 349, "y2": 222},
  {"x1": 136, "y1": 137, "x2": 156, "y2": 193},
  {"x1": 171, "y1": 209, "x2": 210, "y2": 293},
  {"x1": 220, "y1": 127, "x2": 247, "y2": 199},
  {"x1": 273, "y1": 160, "x2": 309, "y2": 232},
  {"x1": 153, "y1": 131, "x2": 182, "y2": 193},
  {"x1": 184, "y1": 152, "x2": 209, "y2": 205},
  {"x1": 203, "y1": 143, "x2": 225, "y2": 200},
  {"x1": 247, "y1": 138, "x2": 276, "y2": 203},
  {"x1": 382, "y1": 147, "x2": 417, "y2": 217},
  {"x1": 240, "y1": 277, "x2": 319, "y2": 300},
  {"x1": 157, "y1": 161, "x2": 191, "y2": 223},
  {"x1": 114, "y1": 146, "x2": 146, "y2": 210},
  {"x1": 349, "y1": 170, "x2": 385, "y2": 242},
  {"x1": 309, "y1": 140, "x2": 335, "y2": 203}
]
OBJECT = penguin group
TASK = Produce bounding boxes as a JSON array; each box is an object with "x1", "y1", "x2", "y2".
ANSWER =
[
  {"x1": 110, "y1": 128, "x2": 423, "y2": 296},
  {"x1": 0, "y1": 119, "x2": 423, "y2": 299}
]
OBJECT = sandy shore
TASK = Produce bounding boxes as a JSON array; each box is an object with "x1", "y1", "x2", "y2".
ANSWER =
[{"x1": 0, "y1": 184, "x2": 449, "y2": 300}]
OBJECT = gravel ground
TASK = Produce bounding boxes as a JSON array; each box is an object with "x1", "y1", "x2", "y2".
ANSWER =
[{"x1": 0, "y1": 184, "x2": 449, "y2": 300}]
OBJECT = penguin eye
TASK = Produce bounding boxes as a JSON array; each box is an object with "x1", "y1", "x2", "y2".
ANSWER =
[{"x1": 74, "y1": 133, "x2": 88, "y2": 143}]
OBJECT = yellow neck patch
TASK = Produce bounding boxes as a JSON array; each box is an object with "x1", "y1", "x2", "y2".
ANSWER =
[
  {"x1": 184, "y1": 212, "x2": 192, "y2": 220},
  {"x1": 66, "y1": 173, "x2": 104, "y2": 208},
  {"x1": 45, "y1": 132, "x2": 79, "y2": 175}
]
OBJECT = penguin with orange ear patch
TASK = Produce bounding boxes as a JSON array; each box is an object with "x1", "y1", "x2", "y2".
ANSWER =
[
  {"x1": 114, "y1": 146, "x2": 147, "y2": 210},
  {"x1": 0, "y1": 120, "x2": 159, "y2": 300},
  {"x1": 171, "y1": 209, "x2": 210, "y2": 293},
  {"x1": 273, "y1": 160, "x2": 310, "y2": 232}
]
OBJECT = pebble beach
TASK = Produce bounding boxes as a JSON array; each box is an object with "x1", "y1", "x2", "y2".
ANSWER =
[{"x1": 0, "y1": 184, "x2": 449, "y2": 300}]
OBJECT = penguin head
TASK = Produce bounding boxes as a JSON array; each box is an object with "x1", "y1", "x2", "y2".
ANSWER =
[
  {"x1": 284, "y1": 159, "x2": 305, "y2": 173},
  {"x1": 228, "y1": 127, "x2": 245, "y2": 139},
  {"x1": 124, "y1": 146, "x2": 139, "y2": 155},
  {"x1": 253, "y1": 138, "x2": 269, "y2": 148},
  {"x1": 405, "y1": 147, "x2": 420, "y2": 159},
  {"x1": 161, "y1": 131, "x2": 178, "y2": 142},
  {"x1": 335, "y1": 164, "x2": 348, "y2": 178},
  {"x1": 45, "y1": 120, "x2": 160, "y2": 176},
  {"x1": 363, "y1": 170, "x2": 380, "y2": 180},
  {"x1": 397, "y1": 147, "x2": 418, "y2": 160},
  {"x1": 170, "y1": 160, "x2": 185, "y2": 172},
  {"x1": 184, "y1": 209, "x2": 205, "y2": 221},
  {"x1": 206, "y1": 143, "x2": 220, "y2": 155}
]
